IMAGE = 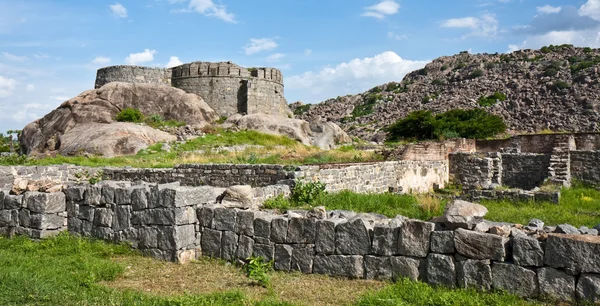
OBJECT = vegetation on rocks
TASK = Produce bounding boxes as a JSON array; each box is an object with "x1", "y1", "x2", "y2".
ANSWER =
[
  {"x1": 115, "y1": 108, "x2": 187, "y2": 129},
  {"x1": 0, "y1": 130, "x2": 20, "y2": 153},
  {"x1": 478, "y1": 92, "x2": 507, "y2": 107}
]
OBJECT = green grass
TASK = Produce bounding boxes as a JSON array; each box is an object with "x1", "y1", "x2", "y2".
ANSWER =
[
  {"x1": 356, "y1": 278, "x2": 542, "y2": 306},
  {"x1": 174, "y1": 130, "x2": 298, "y2": 151}
]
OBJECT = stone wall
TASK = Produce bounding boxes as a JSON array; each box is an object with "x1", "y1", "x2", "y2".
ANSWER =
[
  {"x1": 501, "y1": 154, "x2": 551, "y2": 190},
  {"x1": 449, "y1": 153, "x2": 495, "y2": 189},
  {"x1": 95, "y1": 66, "x2": 171, "y2": 89},
  {"x1": 382, "y1": 138, "x2": 476, "y2": 161},
  {"x1": 571, "y1": 151, "x2": 600, "y2": 186},
  {"x1": 3, "y1": 182, "x2": 600, "y2": 303},
  {"x1": 0, "y1": 190, "x2": 67, "y2": 238},
  {"x1": 0, "y1": 165, "x2": 91, "y2": 189}
]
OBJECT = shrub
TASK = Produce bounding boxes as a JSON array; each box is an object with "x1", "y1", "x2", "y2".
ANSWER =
[
  {"x1": 440, "y1": 65, "x2": 448, "y2": 71},
  {"x1": 553, "y1": 81, "x2": 571, "y2": 91},
  {"x1": 115, "y1": 108, "x2": 144, "y2": 123},
  {"x1": 478, "y1": 92, "x2": 507, "y2": 107},
  {"x1": 243, "y1": 256, "x2": 273, "y2": 288},
  {"x1": 291, "y1": 180, "x2": 327, "y2": 205},
  {"x1": 468, "y1": 69, "x2": 484, "y2": 79},
  {"x1": 431, "y1": 79, "x2": 444, "y2": 86},
  {"x1": 386, "y1": 110, "x2": 436, "y2": 142},
  {"x1": 416, "y1": 68, "x2": 428, "y2": 76},
  {"x1": 352, "y1": 93, "x2": 381, "y2": 117}
]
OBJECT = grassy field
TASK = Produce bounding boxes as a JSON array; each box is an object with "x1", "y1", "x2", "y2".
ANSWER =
[{"x1": 0, "y1": 234, "x2": 550, "y2": 306}]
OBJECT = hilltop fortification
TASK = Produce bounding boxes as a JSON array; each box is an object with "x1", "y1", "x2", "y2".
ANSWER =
[{"x1": 95, "y1": 61, "x2": 290, "y2": 118}]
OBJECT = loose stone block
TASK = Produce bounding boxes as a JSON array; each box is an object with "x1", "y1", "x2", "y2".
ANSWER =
[
  {"x1": 131, "y1": 187, "x2": 149, "y2": 211},
  {"x1": 426, "y1": 253, "x2": 456, "y2": 288},
  {"x1": 537, "y1": 267, "x2": 575, "y2": 302},
  {"x1": 513, "y1": 236, "x2": 544, "y2": 267},
  {"x1": 253, "y1": 243, "x2": 275, "y2": 261},
  {"x1": 365, "y1": 255, "x2": 392, "y2": 280},
  {"x1": 291, "y1": 244, "x2": 315, "y2": 274},
  {"x1": 456, "y1": 259, "x2": 492, "y2": 291},
  {"x1": 235, "y1": 210, "x2": 254, "y2": 236},
  {"x1": 158, "y1": 225, "x2": 196, "y2": 250},
  {"x1": 397, "y1": 220, "x2": 435, "y2": 258},
  {"x1": 454, "y1": 228, "x2": 507, "y2": 261},
  {"x1": 93, "y1": 208, "x2": 114, "y2": 227},
  {"x1": 274, "y1": 244, "x2": 293, "y2": 271},
  {"x1": 313, "y1": 255, "x2": 364, "y2": 279},
  {"x1": 390, "y1": 256, "x2": 424, "y2": 281},
  {"x1": 576, "y1": 274, "x2": 600, "y2": 304},
  {"x1": 25, "y1": 192, "x2": 66, "y2": 214},
  {"x1": 84, "y1": 185, "x2": 102, "y2": 206},
  {"x1": 101, "y1": 186, "x2": 115, "y2": 205},
  {"x1": 315, "y1": 218, "x2": 343, "y2": 255},
  {"x1": 492, "y1": 263, "x2": 538, "y2": 297},
  {"x1": 115, "y1": 187, "x2": 133, "y2": 205},
  {"x1": 30, "y1": 213, "x2": 65, "y2": 230},
  {"x1": 372, "y1": 217, "x2": 404, "y2": 256},
  {"x1": 139, "y1": 227, "x2": 159, "y2": 249},
  {"x1": 213, "y1": 206, "x2": 237, "y2": 231},
  {"x1": 220, "y1": 230, "x2": 239, "y2": 261},
  {"x1": 335, "y1": 217, "x2": 371, "y2": 255},
  {"x1": 270, "y1": 217, "x2": 288, "y2": 243},
  {"x1": 201, "y1": 228, "x2": 222, "y2": 258},
  {"x1": 544, "y1": 234, "x2": 600, "y2": 274},
  {"x1": 236, "y1": 235, "x2": 254, "y2": 260},
  {"x1": 287, "y1": 217, "x2": 316, "y2": 244},
  {"x1": 430, "y1": 231, "x2": 455, "y2": 254}
]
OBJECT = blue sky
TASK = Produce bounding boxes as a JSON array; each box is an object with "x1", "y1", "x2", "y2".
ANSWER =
[{"x1": 1, "y1": 0, "x2": 599, "y2": 132}]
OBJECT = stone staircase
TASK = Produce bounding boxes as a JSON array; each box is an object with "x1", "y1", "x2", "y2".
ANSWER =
[{"x1": 547, "y1": 136, "x2": 572, "y2": 187}]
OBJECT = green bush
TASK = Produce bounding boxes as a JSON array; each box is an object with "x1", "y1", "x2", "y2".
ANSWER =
[
  {"x1": 386, "y1": 109, "x2": 506, "y2": 142},
  {"x1": 243, "y1": 256, "x2": 273, "y2": 288},
  {"x1": 553, "y1": 81, "x2": 571, "y2": 91},
  {"x1": 478, "y1": 92, "x2": 507, "y2": 107},
  {"x1": 291, "y1": 180, "x2": 327, "y2": 205},
  {"x1": 115, "y1": 108, "x2": 144, "y2": 123},
  {"x1": 468, "y1": 69, "x2": 484, "y2": 79},
  {"x1": 431, "y1": 79, "x2": 444, "y2": 86},
  {"x1": 352, "y1": 93, "x2": 381, "y2": 117}
]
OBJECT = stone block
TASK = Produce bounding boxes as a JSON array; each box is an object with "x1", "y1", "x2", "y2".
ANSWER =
[
  {"x1": 139, "y1": 227, "x2": 158, "y2": 249},
  {"x1": 78, "y1": 205, "x2": 95, "y2": 221},
  {"x1": 133, "y1": 208, "x2": 177, "y2": 225},
  {"x1": 454, "y1": 228, "x2": 507, "y2": 261},
  {"x1": 161, "y1": 186, "x2": 219, "y2": 208},
  {"x1": 158, "y1": 225, "x2": 196, "y2": 250},
  {"x1": 198, "y1": 205, "x2": 215, "y2": 228},
  {"x1": 430, "y1": 231, "x2": 455, "y2": 254},
  {"x1": 576, "y1": 274, "x2": 600, "y2": 304},
  {"x1": 537, "y1": 267, "x2": 575, "y2": 302},
  {"x1": 201, "y1": 228, "x2": 222, "y2": 258},
  {"x1": 112, "y1": 205, "x2": 131, "y2": 231},
  {"x1": 18, "y1": 209, "x2": 30, "y2": 228},
  {"x1": 93, "y1": 208, "x2": 114, "y2": 227},
  {"x1": 313, "y1": 255, "x2": 364, "y2": 279},
  {"x1": 3, "y1": 194, "x2": 23, "y2": 209},
  {"x1": 315, "y1": 218, "x2": 343, "y2": 255},
  {"x1": 81, "y1": 220, "x2": 93, "y2": 237},
  {"x1": 398, "y1": 220, "x2": 435, "y2": 258},
  {"x1": 221, "y1": 230, "x2": 239, "y2": 261},
  {"x1": 113, "y1": 228, "x2": 139, "y2": 248},
  {"x1": 63, "y1": 186, "x2": 86, "y2": 202},
  {"x1": 31, "y1": 228, "x2": 65, "y2": 239},
  {"x1": 335, "y1": 217, "x2": 371, "y2": 255},
  {"x1": 115, "y1": 187, "x2": 133, "y2": 205},
  {"x1": 236, "y1": 235, "x2": 254, "y2": 260},
  {"x1": 67, "y1": 217, "x2": 82, "y2": 233},
  {"x1": 544, "y1": 234, "x2": 600, "y2": 274},
  {"x1": 254, "y1": 212, "x2": 275, "y2": 240},
  {"x1": 101, "y1": 186, "x2": 115, "y2": 205},
  {"x1": 131, "y1": 187, "x2": 149, "y2": 211},
  {"x1": 492, "y1": 263, "x2": 538, "y2": 297},
  {"x1": 0, "y1": 210, "x2": 14, "y2": 227},
  {"x1": 390, "y1": 256, "x2": 424, "y2": 281},
  {"x1": 25, "y1": 192, "x2": 66, "y2": 214},
  {"x1": 175, "y1": 207, "x2": 197, "y2": 225},
  {"x1": 513, "y1": 236, "x2": 544, "y2": 267},
  {"x1": 456, "y1": 259, "x2": 492, "y2": 291},
  {"x1": 291, "y1": 244, "x2": 315, "y2": 274},
  {"x1": 372, "y1": 217, "x2": 404, "y2": 256},
  {"x1": 66, "y1": 201, "x2": 79, "y2": 218},
  {"x1": 274, "y1": 244, "x2": 293, "y2": 271},
  {"x1": 30, "y1": 213, "x2": 65, "y2": 230},
  {"x1": 270, "y1": 217, "x2": 288, "y2": 243},
  {"x1": 365, "y1": 256, "x2": 392, "y2": 280},
  {"x1": 287, "y1": 217, "x2": 316, "y2": 244},
  {"x1": 213, "y1": 206, "x2": 237, "y2": 231},
  {"x1": 426, "y1": 254, "x2": 456, "y2": 288},
  {"x1": 84, "y1": 185, "x2": 102, "y2": 206},
  {"x1": 235, "y1": 210, "x2": 254, "y2": 236},
  {"x1": 253, "y1": 243, "x2": 275, "y2": 261}
]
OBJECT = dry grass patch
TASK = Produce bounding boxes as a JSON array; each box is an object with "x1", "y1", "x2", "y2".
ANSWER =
[{"x1": 105, "y1": 256, "x2": 385, "y2": 306}]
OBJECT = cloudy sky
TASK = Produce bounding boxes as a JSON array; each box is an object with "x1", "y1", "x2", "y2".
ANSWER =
[{"x1": 1, "y1": 0, "x2": 599, "y2": 132}]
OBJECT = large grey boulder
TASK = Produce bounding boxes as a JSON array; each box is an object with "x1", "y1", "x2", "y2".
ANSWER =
[
  {"x1": 492, "y1": 263, "x2": 538, "y2": 297},
  {"x1": 440, "y1": 199, "x2": 487, "y2": 229},
  {"x1": 220, "y1": 185, "x2": 256, "y2": 210},
  {"x1": 21, "y1": 82, "x2": 218, "y2": 156},
  {"x1": 544, "y1": 234, "x2": 600, "y2": 274},
  {"x1": 537, "y1": 267, "x2": 575, "y2": 302},
  {"x1": 454, "y1": 228, "x2": 508, "y2": 261}
]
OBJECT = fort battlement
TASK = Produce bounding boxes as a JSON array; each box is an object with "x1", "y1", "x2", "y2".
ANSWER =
[{"x1": 94, "y1": 61, "x2": 290, "y2": 118}]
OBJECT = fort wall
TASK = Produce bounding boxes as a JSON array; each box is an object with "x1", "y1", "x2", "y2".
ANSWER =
[{"x1": 95, "y1": 66, "x2": 171, "y2": 89}]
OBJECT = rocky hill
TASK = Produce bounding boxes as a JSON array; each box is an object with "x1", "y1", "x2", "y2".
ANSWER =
[{"x1": 291, "y1": 45, "x2": 600, "y2": 142}]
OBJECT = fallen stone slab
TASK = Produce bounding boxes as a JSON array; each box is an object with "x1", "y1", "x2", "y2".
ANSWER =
[{"x1": 440, "y1": 199, "x2": 487, "y2": 230}]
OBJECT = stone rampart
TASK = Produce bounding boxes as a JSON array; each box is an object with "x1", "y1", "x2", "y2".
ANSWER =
[
  {"x1": 2, "y1": 182, "x2": 600, "y2": 303},
  {"x1": 571, "y1": 151, "x2": 600, "y2": 186},
  {"x1": 95, "y1": 66, "x2": 170, "y2": 89}
]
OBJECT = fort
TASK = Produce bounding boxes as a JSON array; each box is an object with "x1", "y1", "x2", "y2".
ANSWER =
[{"x1": 94, "y1": 61, "x2": 290, "y2": 118}]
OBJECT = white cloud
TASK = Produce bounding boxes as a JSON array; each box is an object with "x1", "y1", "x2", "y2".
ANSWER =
[
  {"x1": 0, "y1": 76, "x2": 17, "y2": 98},
  {"x1": 125, "y1": 49, "x2": 157, "y2": 65},
  {"x1": 166, "y1": 56, "x2": 183, "y2": 68},
  {"x1": 580, "y1": 0, "x2": 600, "y2": 21},
  {"x1": 304, "y1": 49, "x2": 312, "y2": 56},
  {"x1": 50, "y1": 96, "x2": 70, "y2": 101},
  {"x1": 267, "y1": 53, "x2": 285, "y2": 61},
  {"x1": 178, "y1": 0, "x2": 237, "y2": 23},
  {"x1": 2, "y1": 52, "x2": 27, "y2": 61},
  {"x1": 109, "y1": 3, "x2": 128, "y2": 18},
  {"x1": 387, "y1": 32, "x2": 407, "y2": 40},
  {"x1": 441, "y1": 14, "x2": 499, "y2": 38},
  {"x1": 287, "y1": 51, "x2": 428, "y2": 104},
  {"x1": 91, "y1": 56, "x2": 111, "y2": 65},
  {"x1": 25, "y1": 84, "x2": 35, "y2": 92},
  {"x1": 362, "y1": 1, "x2": 400, "y2": 19},
  {"x1": 537, "y1": 5, "x2": 562, "y2": 14},
  {"x1": 508, "y1": 29, "x2": 600, "y2": 50},
  {"x1": 243, "y1": 38, "x2": 278, "y2": 55}
]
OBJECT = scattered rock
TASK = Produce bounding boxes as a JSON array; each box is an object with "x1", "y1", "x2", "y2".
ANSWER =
[
  {"x1": 555, "y1": 224, "x2": 580, "y2": 235},
  {"x1": 220, "y1": 185, "x2": 256, "y2": 210},
  {"x1": 440, "y1": 200, "x2": 488, "y2": 230}
]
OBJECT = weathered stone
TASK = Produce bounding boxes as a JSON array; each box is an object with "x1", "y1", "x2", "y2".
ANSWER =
[
  {"x1": 287, "y1": 217, "x2": 316, "y2": 244},
  {"x1": 274, "y1": 244, "x2": 293, "y2": 271},
  {"x1": 555, "y1": 224, "x2": 580, "y2": 235},
  {"x1": 161, "y1": 186, "x2": 219, "y2": 208},
  {"x1": 30, "y1": 213, "x2": 65, "y2": 230},
  {"x1": 84, "y1": 185, "x2": 102, "y2": 206},
  {"x1": 0, "y1": 210, "x2": 14, "y2": 227},
  {"x1": 489, "y1": 225, "x2": 511, "y2": 237},
  {"x1": 576, "y1": 274, "x2": 600, "y2": 304},
  {"x1": 115, "y1": 187, "x2": 133, "y2": 205},
  {"x1": 18, "y1": 209, "x2": 30, "y2": 228},
  {"x1": 537, "y1": 267, "x2": 575, "y2": 301},
  {"x1": 139, "y1": 227, "x2": 158, "y2": 249},
  {"x1": 201, "y1": 228, "x2": 222, "y2": 258},
  {"x1": 528, "y1": 218, "x2": 544, "y2": 230},
  {"x1": 253, "y1": 243, "x2": 275, "y2": 261},
  {"x1": 221, "y1": 230, "x2": 239, "y2": 261},
  {"x1": 335, "y1": 216, "x2": 371, "y2": 255},
  {"x1": 270, "y1": 217, "x2": 288, "y2": 243},
  {"x1": 92, "y1": 226, "x2": 113, "y2": 240},
  {"x1": 63, "y1": 185, "x2": 86, "y2": 202},
  {"x1": 177, "y1": 249, "x2": 196, "y2": 264},
  {"x1": 313, "y1": 255, "x2": 364, "y2": 279},
  {"x1": 80, "y1": 220, "x2": 93, "y2": 237},
  {"x1": 430, "y1": 231, "x2": 455, "y2": 254},
  {"x1": 456, "y1": 259, "x2": 492, "y2": 291},
  {"x1": 307, "y1": 206, "x2": 327, "y2": 219},
  {"x1": 25, "y1": 192, "x2": 66, "y2": 213},
  {"x1": 440, "y1": 199, "x2": 487, "y2": 229},
  {"x1": 220, "y1": 185, "x2": 256, "y2": 209},
  {"x1": 397, "y1": 220, "x2": 435, "y2": 258},
  {"x1": 372, "y1": 217, "x2": 404, "y2": 256},
  {"x1": 513, "y1": 236, "x2": 544, "y2": 267},
  {"x1": 78, "y1": 205, "x2": 95, "y2": 221},
  {"x1": 236, "y1": 235, "x2": 254, "y2": 260},
  {"x1": 31, "y1": 228, "x2": 66, "y2": 239},
  {"x1": 454, "y1": 228, "x2": 507, "y2": 261},
  {"x1": 3, "y1": 194, "x2": 23, "y2": 209},
  {"x1": 365, "y1": 256, "x2": 392, "y2": 280},
  {"x1": 426, "y1": 253, "x2": 456, "y2": 288},
  {"x1": 93, "y1": 208, "x2": 114, "y2": 227},
  {"x1": 67, "y1": 217, "x2": 82, "y2": 234},
  {"x1": 133, "y1": 208, "x2": 179, "y2": 226},
  {"x1": 254, "y1": 212, "x2": 275, "y2": 241},
  {"x1": 198, "y1": 204, "x2": 215, "y2": 228},
  {"x1": 175, "y1": 207, "x2": 197, "y2": 225},
  {"x1": 158, "y1": 225, "x2": 196, "y2": 250},
  {"x1": 235, "y1": 209, "x2": 254, "y2": 236},
  {"x1": 492, "y1": 263, "x2": 538, "y2": 297},
  {"x1": 131, "y1": 187, "x2": 149, "y2": 211},
  {"x1": 66, "y1": 200, "x2": 79, "y2": 218},
  {"x1": 101, "y1": 186, "x2": 115, "y2": 205},
  {"x1": 315, "y1": 218, "x2": 343, "y2": 255},
  {"x1": 544, "y1": 234, "x2": 600, "y2": 274},
  {"x1": 291, "y1": 244, "x2": 315, "y2": 274},
  {"x1": 113, "y1": 228, "x2": 139, "y2": 248},
  {"x1": 390, "y1": 256, "x2": 424, "y2": 281}
]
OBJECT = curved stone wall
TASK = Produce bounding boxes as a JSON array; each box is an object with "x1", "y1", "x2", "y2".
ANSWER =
[{"x1": 95, "y1": 66, "x2": 170, "y2": 89}]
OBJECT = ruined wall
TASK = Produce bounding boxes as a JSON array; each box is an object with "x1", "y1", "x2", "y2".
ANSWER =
[
  {"x1": 95, "y1": 66, "x2": 170, "y2": 89},
  {"x1": 449, "y1": 153, "x2": 495, "y2": 189},
  {"x1": 501, "y1": 154, "x2": 551, "y2": 189},
  {"x1": 571, "y1": 151, "x2": 600, "y2": 186},
  {"x1": 0, "y1": 165, "x2": 91, "y2": 189},
  {"x1": 383, "y1": 139, "x2": 476, "y2": 161}
]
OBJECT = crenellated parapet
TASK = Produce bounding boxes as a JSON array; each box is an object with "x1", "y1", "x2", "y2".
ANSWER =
[{"x1": 170, "y1": 61, "x2": 283, "y2": 85}]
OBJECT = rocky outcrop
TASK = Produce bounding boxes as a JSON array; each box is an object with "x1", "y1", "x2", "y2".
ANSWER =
[
  {"x1": 293, "y1": 46, "x2": 600, "y2": 141},
  {"x1": 20, "y1": 82, "x2": 218, "y2": 156}
]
